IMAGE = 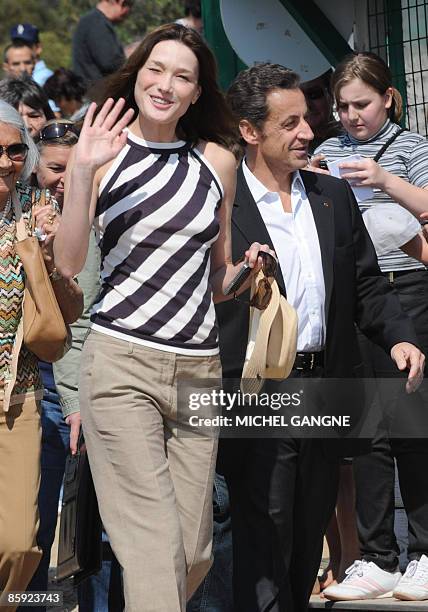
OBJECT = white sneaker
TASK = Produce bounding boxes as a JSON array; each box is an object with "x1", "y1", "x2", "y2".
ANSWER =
[
  {"x1": 394, "y1": 555, "x2": 428, "y2": 601},
  {"x1": 323, "y1": 560, "x2": 401, "y2": 601}
]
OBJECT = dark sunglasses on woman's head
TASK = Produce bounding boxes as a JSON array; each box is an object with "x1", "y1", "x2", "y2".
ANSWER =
[
  {"x1": 0, "y1": 143, "x2": 29, "y2": 162},
  {"x1": 37, "y1": 122, "x2": 78, "y2": 142}
]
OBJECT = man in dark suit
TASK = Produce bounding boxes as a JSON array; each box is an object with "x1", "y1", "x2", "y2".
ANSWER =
[{"x1": 215, "y1": 64, "x2": 425, "y2": 612}]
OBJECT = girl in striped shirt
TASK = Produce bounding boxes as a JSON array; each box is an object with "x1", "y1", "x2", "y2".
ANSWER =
[{"x1": 317, "y1": 52, "x2": 428, "y2": 604}]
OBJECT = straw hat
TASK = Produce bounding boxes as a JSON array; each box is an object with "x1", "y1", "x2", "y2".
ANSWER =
[{"x1": 241, "y1": 270, "x2": 298, "y2": 395}]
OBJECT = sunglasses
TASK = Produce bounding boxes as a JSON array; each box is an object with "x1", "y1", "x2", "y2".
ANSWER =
[
  {"x1": 37, "y1": 122, "x2": 78, "y2": 142},
  {"x1": 0, "y1": 142, "x2": 29, "y2": 162},
  {"x1": 250, "y1": 252, "x2": 277, "y2": 310},
  {"x1": 234, "y1": 252, "x2": 277, "y2": 311},
  {"x1": 304, "y1": 87, "x2": 328, "y2": 101}
]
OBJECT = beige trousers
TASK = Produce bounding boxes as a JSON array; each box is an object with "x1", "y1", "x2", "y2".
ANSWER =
[
  {"x1": 80, "y1": 331, "x2": 221, "y2": 612},
  {"x1": 0, "y1": 397, "x2": 41, "y2": 612}
]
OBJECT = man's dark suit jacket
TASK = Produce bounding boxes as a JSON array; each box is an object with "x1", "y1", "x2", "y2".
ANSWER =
[{"x1": 216, "y1": 166, "x2": 419, "y2": 458}]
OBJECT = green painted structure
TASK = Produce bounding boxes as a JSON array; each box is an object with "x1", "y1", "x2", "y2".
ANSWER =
[
  {"x1": 201, "y1": 0, "x2": 353, "y2": 90},
  {"x1": 201, "y1": 0, "x2": 408, "y2": 123}
]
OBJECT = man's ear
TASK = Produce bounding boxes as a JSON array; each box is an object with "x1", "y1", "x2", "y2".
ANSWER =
[
  {"x1": 239, "y1": 119, "x2": 261, "y2": 146},
  {"x1": 2, "y1": 62, "x2": 9, "y2": 74}
]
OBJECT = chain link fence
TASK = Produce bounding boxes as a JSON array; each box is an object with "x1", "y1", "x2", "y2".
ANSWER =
[{"x1": 368, "y1": 0, "x2": 428, "y2": 136}]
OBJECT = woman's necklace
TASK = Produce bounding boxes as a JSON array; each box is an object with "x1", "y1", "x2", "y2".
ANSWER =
[{"x1": 0, "y1": 194, "x2": 12, "y2": 224}]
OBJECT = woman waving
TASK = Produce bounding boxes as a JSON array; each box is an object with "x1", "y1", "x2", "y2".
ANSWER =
[{"x1": 55, "y1": 24, "x2": 268, "y2": 612}]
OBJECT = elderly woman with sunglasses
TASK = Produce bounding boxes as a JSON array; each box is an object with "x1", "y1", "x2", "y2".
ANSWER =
[{"x1": 0, "y1": 101, "x2": 83, "y2": 611}]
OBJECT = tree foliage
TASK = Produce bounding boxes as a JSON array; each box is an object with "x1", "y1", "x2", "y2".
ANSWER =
[{"x1": 0, "y1": 0, "x2": 183, "y2": 71}]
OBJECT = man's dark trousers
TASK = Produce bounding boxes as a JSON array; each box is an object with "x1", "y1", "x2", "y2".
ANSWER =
[{"x1": 220, "y1": 367, "x2": 340, "y2": 612}]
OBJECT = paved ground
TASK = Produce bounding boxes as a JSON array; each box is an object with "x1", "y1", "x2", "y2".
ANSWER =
[
  {"x1": 47, "y1": 533, "x2": 425, "y2": 611},
  {"x1": 309, "y1": 597, "x2": 428, "y2": 610},
  {"x1": 46, "y1": 535, "x2": 330, "y2": 610},
  {"x1": 47, "y1": 521, "x2": 77, "y2": 612}
]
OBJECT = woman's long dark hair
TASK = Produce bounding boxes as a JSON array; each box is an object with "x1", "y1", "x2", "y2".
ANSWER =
[{"x1": 92, "y1": 23, "x2": 236, "y2": 147}]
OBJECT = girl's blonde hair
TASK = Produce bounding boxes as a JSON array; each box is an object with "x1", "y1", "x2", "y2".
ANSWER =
[{"x1": 332, "y1": 52, "x2": 403, "y2": 123}]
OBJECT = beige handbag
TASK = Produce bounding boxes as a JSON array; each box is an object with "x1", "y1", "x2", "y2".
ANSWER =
[
  {"x1": 11, "y1": 187, "x2": 69, "y2": 363},
  {"x1": 241, "y1": 271, "x2": 298, "y2": 395}
]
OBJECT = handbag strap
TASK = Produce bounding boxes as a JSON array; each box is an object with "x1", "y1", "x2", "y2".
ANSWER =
[
  {"x1": 2, "y1": 317, "x2": 24, "y2": 412},
  {"x1": 3, "y1": 190, "x2": 26, "y2": 411},
  {"x1": 12, "y1": 187, "x2": 49, "y2": 241},
  {"x1": 4, "y1": 188, "x2": 50, "y2": 411},
  {"x1": 373, "y1": 127, "x2": 406, "y2": 163},
  {"x1": 30, "y1": 187, "x2": 47, "y2": 231},
  {"x1": 5, "y1": 188, "x2": 54, "y2": 410},
  {"x1": 11, "y1": 188, "x2": 29, "y2": 241}
]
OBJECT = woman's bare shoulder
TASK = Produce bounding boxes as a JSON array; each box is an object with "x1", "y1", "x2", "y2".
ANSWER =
[{"x1": 196, "y1": 141, "x2": 236, "y2": 179}]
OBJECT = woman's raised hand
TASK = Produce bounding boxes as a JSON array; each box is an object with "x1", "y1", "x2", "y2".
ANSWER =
[{"x1": 74, "y1": 98, "x2": 135, "y2": 170}]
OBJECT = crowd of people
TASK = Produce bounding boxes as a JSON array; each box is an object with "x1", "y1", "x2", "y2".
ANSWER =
[{"x1": 1, "y1": 2, "x2": 428, "y2": 612}]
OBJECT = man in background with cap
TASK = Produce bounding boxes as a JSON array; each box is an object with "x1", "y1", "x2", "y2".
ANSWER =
[
  {"x1": 10, "y1": 23, "x2": 53, "y2": 86},
  {"x1": 215, "y1": 62, "x2": 424, "y2": 612},
  {"x1": 72, "y1": 0, "x2": 132, "y2": 87}
]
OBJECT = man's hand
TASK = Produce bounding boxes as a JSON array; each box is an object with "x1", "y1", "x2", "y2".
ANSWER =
[
  {"x1": 65, "y1": 411, "x2": 81, "y2": 455},
  {"x1": 306, "y1": 154, "x2": 330, "y2": 175},
  {"x1": 390, "y1": 343, "x2": 425, "y2": 393}
]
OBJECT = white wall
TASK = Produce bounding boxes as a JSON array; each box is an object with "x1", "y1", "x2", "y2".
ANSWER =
[{"x1": 314, "y1": 0, "x2": 356, "y2": 47}]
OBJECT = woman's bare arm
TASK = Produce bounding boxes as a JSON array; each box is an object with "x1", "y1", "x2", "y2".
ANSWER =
[
  {"x1": 54, "y1": 99, "x2": 134, "y2": 279},
  {"x1": 202, "y1": 142, "x2": 271, "y2": 303}
]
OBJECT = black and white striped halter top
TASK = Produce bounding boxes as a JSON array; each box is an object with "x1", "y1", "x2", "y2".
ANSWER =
[{"x1": 91, "y1": 130, "x2": 223, "y2": 356}]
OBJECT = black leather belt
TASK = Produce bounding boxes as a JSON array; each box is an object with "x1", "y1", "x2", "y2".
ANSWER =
[
  {"x1": 293, "y1": 351, "x2": 324, "y2": 371},
  {"x1": 383, "y1": 269, "x2": 426, "y2": 282}
]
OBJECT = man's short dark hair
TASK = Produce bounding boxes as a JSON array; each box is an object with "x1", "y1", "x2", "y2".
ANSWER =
[
  {"x1": 3, "y1": 41, "x2": 33, "y2": 63},
  {"x1": 227, "y1": 63, "x2": 300, "y2": 131}
]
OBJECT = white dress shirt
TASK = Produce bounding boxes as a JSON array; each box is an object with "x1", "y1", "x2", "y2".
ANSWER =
[{"x1": 242, "y1": 160, "x2": 326, "y2": 351}]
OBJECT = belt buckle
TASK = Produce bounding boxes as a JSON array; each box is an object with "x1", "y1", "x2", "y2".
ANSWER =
[
  {"x1": 295, "y1": 353, "x2": 304, "y2": 371},
  {"x1": 387, "y1": 271, "x2": 394, "y2": 283},
  {"x1": 309, "y1": 352, "x2": 315, "y2": 370}
]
